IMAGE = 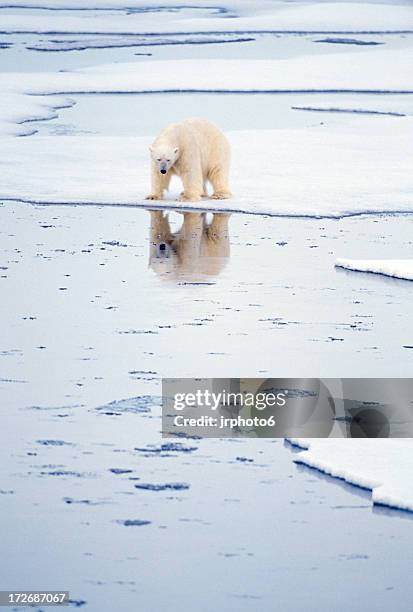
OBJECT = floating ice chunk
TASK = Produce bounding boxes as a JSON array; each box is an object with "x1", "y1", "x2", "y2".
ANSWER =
[
  {"x1": 289, "y1": 438, "x2": 413, "y2": 512},
  {"x1": 335, "y1": 259, "x2": 413, "y2": 281}
]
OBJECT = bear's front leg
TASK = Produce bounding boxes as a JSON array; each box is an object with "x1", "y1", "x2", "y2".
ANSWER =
[
  {"x1": 145, "y1": 166, "x2": 170, "y2": 200},
  {"x1": 178, "y1": 168, "x2": 203, "y2": 202}
]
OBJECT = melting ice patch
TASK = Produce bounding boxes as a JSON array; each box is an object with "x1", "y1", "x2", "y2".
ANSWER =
[
  {"x1": 289, "y1": 439, "x2": 413, "y2": 512},
  {"x1": 26, "y1": 34, "x2": 254, "y2": 52},
  {"x1": 0, "y1": 92, "x2": 75, "y2": 136},
  {"x1": 335, "y1": 259, "x2": 413, "y2": 281}
]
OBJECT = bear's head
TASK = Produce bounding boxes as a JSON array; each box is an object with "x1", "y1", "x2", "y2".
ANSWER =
[{"x1": 150, "y1": 144, "x2": 179, "y2": 175}]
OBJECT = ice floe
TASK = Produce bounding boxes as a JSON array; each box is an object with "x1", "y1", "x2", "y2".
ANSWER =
[
  {"x1": 2, "y1": 119, "x2": 413, "y2": 218},
  {"x1": 0, "y1": 48, "x2": 411, "y2": 136},
  {"x1": 0, "y1": 45, "x2": 411, "y2": 136},
  {"x1": 48, "y1": 51, "x2": 413, "y2": 92},
  {"x1": 289, "y1": 438, "x2": 413, "y2": 512},
  {"x1": 0, "y1": 3, "x2": 412, "y2": 34},
  {"x1": 0, "y1": 92, "x2": 75, "y2": 136},
  {"x1": 335, "y1": 258, "x2": 413, "y2": 281}
]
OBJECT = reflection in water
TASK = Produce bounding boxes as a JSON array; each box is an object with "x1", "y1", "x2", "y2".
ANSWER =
[{"x1": 148, "y1": 209, "x2": 230, "y2": 279}]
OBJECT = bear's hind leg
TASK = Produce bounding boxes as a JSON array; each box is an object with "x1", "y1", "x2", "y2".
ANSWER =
[{"x1": 209, "y1": 166, "x2": 231, "y2": 200}]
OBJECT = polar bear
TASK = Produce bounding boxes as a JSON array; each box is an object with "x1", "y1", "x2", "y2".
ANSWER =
[{"x1": 145, "y1": 118, "x2": 231, "y2": 202}]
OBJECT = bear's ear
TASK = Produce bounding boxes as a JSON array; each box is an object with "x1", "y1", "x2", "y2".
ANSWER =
[
  {"x1": 149, "y1": 145, "x2": 153, "y2": 152},
  {"x1": 174, "y1": 147, "x2": 179, "y2": 154}
]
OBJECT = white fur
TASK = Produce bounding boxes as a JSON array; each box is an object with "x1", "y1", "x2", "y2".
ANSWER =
[{"x1": 146, "y1": 118, "x2": 231, "y2": 202}]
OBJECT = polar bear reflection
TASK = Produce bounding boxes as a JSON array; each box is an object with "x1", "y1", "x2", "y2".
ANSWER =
[{"x1": 149, "y1": 210, "x2": 230, "y2": 279}]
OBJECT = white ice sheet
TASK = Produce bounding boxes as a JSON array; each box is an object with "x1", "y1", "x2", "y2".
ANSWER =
[{"x1": 2, "y1": 121, "x2": 413, "y2": 218}]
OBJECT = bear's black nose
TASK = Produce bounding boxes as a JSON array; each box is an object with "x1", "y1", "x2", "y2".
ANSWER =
[
  {"x1": 159, "y1": 243, "x2": 166, "y2": 251},
  {"x1": 160, "y1": 169, "x2": 167, "y2": 175}
]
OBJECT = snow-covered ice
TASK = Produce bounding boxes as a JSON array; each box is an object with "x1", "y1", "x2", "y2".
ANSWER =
[
  {"x1": 0, "y1": 3, "x2": 412, "y2": 34},
  {"x1": 0, "y1": 47, "x2": 412, "y2": 133},
  {"x1": 0, "y1": 92, "x2": 75, "y2": 136},
  {"x1": 336, "y1": 258, "x2": 413, "y2": 281},
  {"x1": 79, "y1": 51, "x2": 413, "y2": 91},
  {"x1": 5, "y1": 51, "x2": 413, "y2": 94},
  {"x1": 289, "y1": 438, "x2": 413, "y2": 512},
  {"x1": 2, "y1": 119, "x2": 413, "y2": 218}
]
